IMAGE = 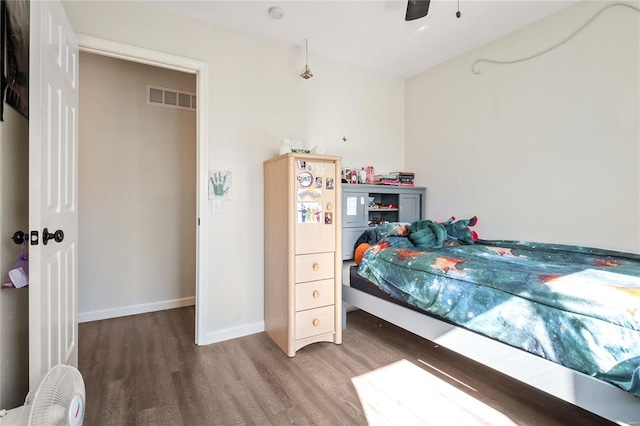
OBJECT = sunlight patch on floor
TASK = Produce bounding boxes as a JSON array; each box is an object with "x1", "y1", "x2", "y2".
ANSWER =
[{"x1": 351, "y1": 359, "x2": 517, "y2": 426}]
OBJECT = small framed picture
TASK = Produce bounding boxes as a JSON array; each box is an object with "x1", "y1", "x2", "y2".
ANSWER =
[
  {"x1": 326, "y1": 178, "x2": 334, "y2": 190},
  {"x1": 324, "y1": 212, "x2": 333, "y2": 225}
]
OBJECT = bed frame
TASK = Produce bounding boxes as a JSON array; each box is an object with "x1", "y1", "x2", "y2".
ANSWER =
[{"x1": 343, "y1": 282, "x2": 640, "y2": 425}]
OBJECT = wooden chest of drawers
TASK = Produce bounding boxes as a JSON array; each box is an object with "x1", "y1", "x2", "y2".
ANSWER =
[{"x1": 264, "y1": 153, "x2": 342, "y2": 356}]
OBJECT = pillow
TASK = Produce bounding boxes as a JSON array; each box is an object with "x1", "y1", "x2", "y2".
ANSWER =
[
  {"x1": 354, "y1": 243, "x2": 370, "y2": 265},
  {"x1": 353, "y1": 223, "x2": 411, "y2": 253}
]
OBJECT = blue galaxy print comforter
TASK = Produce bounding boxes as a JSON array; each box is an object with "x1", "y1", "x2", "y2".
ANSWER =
[{"x1": 357, "y1": 233, "x2": 640, "y2": 396}]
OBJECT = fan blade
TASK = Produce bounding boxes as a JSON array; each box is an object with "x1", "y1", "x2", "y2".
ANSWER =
[{"x1": 405, "y1": 0, "x2": 431, "y2": 21}]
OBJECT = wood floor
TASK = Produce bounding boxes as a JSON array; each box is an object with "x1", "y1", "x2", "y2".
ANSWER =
[{"x1": 78, "y1": 307, "x2": 613, "y2": 425}]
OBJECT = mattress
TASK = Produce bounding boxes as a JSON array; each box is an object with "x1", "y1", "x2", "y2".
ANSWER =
[{"x1": 356, "y1": 237, "x2": 640, "y2": 396}]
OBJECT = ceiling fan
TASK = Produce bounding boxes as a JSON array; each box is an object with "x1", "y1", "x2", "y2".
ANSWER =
[
  {"x1": 405, "y1": 0, "x2": 461, "y2": 21},
  {"x1": 405, "y1": 0, "x2": 430, "y2": 21}
]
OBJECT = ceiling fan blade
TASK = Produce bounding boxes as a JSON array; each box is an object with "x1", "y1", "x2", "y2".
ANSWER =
[{"x1": 405, "y1": 0, "x2": 431, "y2": 21}]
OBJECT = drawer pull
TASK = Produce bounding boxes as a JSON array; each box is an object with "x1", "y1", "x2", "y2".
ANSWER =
[
  {"x1": 326, "y1": 203, "x2": 333, "y2": 211},
  {"x1": 312, "y1": 263, "x2": 320, "y2": 271},
  {"x1": 313, "y1": 319, "x2": 320, "y2": 326},
  {"x1": 313, "y1": 290, "x2": 320, "y2": 299}
]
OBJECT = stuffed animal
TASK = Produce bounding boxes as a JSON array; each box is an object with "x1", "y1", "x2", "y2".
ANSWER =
[
  {"x1": 354, "y1": 243, "x2": 370, "y2": 265},
  {"x1": 409, "y1": 220, "x2": 447, "y2": 248},
  {"x1": 443, "y1": 216, "x2": 478, "y2": 244}
]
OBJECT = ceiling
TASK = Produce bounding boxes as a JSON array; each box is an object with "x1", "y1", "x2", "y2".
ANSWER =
[{"x1": 146, "y1": 0, "x2": 578, "y2": 79}]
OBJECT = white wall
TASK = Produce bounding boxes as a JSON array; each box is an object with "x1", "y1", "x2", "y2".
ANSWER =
[
  {"x1": 405, "y1": 1, "x2": 640, "y2": 253},
  {"x1": 62, "y1": 1, "x2": 405, "y2": 341},
  {"x1": 78, "y1": 52, "x2": 197, "y2": 321},
  {"x1": 0, "y1": 104, "x2": 29, "y2": 408}
]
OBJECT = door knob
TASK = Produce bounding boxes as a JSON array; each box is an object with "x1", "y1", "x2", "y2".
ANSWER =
[
  {"x1": 11, "y1": 231, "x2": 27, "y2": 245},
  {"x1": 42, "y1": 228, "x2": 64, "y2": 245}
]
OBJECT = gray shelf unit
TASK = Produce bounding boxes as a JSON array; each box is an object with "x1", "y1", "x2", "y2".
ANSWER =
[{"x1": 341, "y1": 183, "x2": 426, "y2": 260}]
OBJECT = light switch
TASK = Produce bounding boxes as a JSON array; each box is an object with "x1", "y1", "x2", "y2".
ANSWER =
[{"x1": 211, "y1": 199, "x2": 222, "y2": 215}]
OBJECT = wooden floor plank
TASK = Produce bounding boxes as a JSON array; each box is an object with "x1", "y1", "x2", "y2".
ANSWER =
[{"x1": 79, "y1": 306, "x2": 613, "y2": 425}]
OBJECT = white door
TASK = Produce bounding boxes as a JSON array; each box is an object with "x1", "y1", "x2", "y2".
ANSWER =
[{"x1": 28, "y1": 0, "x2": 79, "y2": 386}]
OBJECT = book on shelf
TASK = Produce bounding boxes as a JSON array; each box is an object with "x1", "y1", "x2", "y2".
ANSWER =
[
  {"x1": 373, "y1": 172, "x2": 416, "y2": 186},
  {"x1": 390, "y1": 172, "x2": 414, "y2": 186},
  {"x1": 374, "y1": 174, "x2": 399, "y2": 185}
]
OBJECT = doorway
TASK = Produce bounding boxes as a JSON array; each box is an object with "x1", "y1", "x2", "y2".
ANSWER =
[
  {"x1": 76, "y1": 35, "x2": 209, "y2": 345},
  {"x1": 78, "y1": 51, "x2": 196, "y2": 320}
]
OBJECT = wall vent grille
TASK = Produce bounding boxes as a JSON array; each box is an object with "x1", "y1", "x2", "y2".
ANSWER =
[{"x1": 147, "y1": 85, "x2": 196, "y2": 112}]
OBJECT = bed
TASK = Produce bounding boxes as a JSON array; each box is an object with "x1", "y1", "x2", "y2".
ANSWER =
[{"x1": 342, "y1": 222, "x2": 640, "y2": 425}]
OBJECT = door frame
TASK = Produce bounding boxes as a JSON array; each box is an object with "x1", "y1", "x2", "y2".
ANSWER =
[{"x1": 76, "y1": 34, "x2": 209, "y2": 345}]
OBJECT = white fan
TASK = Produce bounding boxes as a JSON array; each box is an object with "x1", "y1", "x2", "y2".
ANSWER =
[{"x1": 1, "y1": 364, "x2": 85, "y2": 426}]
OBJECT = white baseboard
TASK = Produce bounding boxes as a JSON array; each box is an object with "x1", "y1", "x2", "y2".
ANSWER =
[
  {"x1": 200, "y1": 321, "x2": 265, "y2": 346},
  {"x1": 78, "y1": 296, "x2": 195, "y2": 323}
]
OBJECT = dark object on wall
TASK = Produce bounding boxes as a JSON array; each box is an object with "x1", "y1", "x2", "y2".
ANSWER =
[
  {"x1": 405, "y1": 0, "x2": 431, "y2": 21},
  {"x1": 4, "y1": 0, "x2": 29, "y2": 119},
  {"x1": 1, "y1": 1, "x2": 6, "y2": 121}
]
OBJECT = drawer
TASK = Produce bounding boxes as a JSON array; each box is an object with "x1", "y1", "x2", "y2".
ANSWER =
[
  {"x1": 295, "y1": 252, "x2": 334, "y2": 283},
  {"x1": 295, "y1": 279, "x2": 334, "y2": 311},
  {"x1": 295, "y1": 305, "x2": 335, "y2": 340}
]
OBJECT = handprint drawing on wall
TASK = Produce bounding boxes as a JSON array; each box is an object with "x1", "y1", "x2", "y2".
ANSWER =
[{"x1": 209, "y1": 170, "x2": 232, "y2": 200}]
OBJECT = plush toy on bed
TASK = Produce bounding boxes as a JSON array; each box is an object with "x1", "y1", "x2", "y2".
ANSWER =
[
  {"x1": 408, "y1": 216, "x2": 478, "y2": 249},
  {"x1": 442, "y1": 216, "x2": 478, "y2": 244},
  {"x1": 354, "y1": 243, "x2": 370, "y2": 266},
  {"x1": 353, "y1": 218, "x2": 479, "y2": 264},
  {"x1": 409, "y1": 220, "x2": 447, "y2": 248}
]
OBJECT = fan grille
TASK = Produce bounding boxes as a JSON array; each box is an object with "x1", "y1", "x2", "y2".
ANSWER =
[{"x1": 21, "y1": 364, "x2": 86, "y2": 426}]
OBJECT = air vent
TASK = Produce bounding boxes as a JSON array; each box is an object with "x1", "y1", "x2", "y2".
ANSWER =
[
  {"x1": 147, "y1": 85, "x2": 196, "y2": 112},
  {"x1": 164, "y1": 90, "x2": 177, "y2": 105},
  {"x1": 149, "y1": 87, "x2": 163, "y2": 104},
  {"x1": 178, "y1": 93, "x2": 191, "y2": 108}
]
